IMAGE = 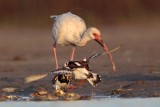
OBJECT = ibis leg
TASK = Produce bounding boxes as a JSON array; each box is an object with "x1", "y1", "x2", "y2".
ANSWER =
[
  {"x1": 70, "y1": 47, "x2": 75, "y2": 61},
  {"x1": 53, "y1": 42, "x2": 58, "y2": 69}
]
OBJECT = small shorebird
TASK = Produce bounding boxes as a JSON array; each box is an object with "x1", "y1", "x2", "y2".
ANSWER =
[
  {"x1": 50, "y1": 12, "x2": 115, "y2": 71},
  {"x1": 51, "y1": 58, "x2": 101, "y2": 91},
  {"x1": 64, "y1": 58, "x2": 101, "y2": 87}
]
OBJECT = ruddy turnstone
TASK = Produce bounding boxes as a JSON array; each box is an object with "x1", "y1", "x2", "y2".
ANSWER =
[
  {"x1": 51, "y1": 58, "x2": 101, "y2": 91},
  {"x1": 64, "y1": 58, "x2": 101, "y2": 87}
]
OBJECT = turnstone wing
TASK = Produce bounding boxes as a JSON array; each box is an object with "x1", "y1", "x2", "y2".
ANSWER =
[{"x1": 51, "y1": 68, "x2": 73, "y2": 91}]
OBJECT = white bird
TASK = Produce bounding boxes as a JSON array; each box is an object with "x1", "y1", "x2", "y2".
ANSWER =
[{"x1": 50, "y1": 12, "x2": 115, "y2": 71}]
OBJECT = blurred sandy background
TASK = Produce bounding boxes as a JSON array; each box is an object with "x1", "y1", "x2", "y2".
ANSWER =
[{"x1": 0, "y1": 0, "x2": 160, "y2": 96}]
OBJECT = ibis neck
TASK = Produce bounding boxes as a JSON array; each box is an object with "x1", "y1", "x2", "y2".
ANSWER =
[{"x1": 78, "y1": 30, "x2": 92, "y2": 46}]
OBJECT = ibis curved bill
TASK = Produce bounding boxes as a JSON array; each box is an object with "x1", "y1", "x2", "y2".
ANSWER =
[{"x1": 94, "y1": 34, "x2": 116, "y2": 71}]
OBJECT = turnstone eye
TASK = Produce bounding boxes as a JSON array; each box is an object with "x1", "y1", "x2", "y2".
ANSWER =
[{"x1": 64, "y1": 62, "x2": 68, "y2": 67}]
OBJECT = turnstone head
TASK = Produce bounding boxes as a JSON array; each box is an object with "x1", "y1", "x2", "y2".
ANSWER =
[{"x1": 64, "y1": 58, "x2": 90, "y2": 70}]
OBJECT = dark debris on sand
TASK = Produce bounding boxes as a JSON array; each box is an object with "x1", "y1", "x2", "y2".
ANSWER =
[{"x1": 105, "y1": 80, "x2": 160, "y2": 98}]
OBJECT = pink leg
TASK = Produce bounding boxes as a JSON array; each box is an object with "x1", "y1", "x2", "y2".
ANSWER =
[
  {"x1": 67, "y1": 84, "x2": 77, "y2": 90},
  {"x1": 70, "y1": 47, "x2": 75, "y2": 61},
  {"x1": 53, "y1": 42, "x2": 58, "y2": 69},
  {"x1": 68, "y1": 80, "x2": 86, "y2": 90},
  {"x1": 78, "y1": 80, "x2": 86, "y2": 86}
]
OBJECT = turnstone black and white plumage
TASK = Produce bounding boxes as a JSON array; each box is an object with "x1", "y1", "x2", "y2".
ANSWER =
[
  {"x1": 64, "y1": 58, "x2": 101, "y2": 87},
  {"x1": 51, "y1": 68, "x2": 73, "y2": 91},
  {"x1": 51, "y1": 59, "x2": 101, "y2": 91}
]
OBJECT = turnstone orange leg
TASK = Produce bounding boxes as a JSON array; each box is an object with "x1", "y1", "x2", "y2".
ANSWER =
[
  {"x1": 67, "y1": 84, "x2": 77, "y2": 90},
  {"x1": 78, "y1": 80, "x2": 86, "y2": 86}
]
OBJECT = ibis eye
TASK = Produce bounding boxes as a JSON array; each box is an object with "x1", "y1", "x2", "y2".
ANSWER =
[{"x1": 93, "y1": 33, "x2": 96, "y2": 36}]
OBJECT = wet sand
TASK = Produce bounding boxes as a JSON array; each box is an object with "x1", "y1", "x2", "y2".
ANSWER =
[{"x1": 0, "y1": 21, "x2": 160, "y2": 98}]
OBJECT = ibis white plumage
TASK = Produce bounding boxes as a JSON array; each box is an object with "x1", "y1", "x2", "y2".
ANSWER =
[{"x1": 50, "y1": 12, "x2": 115, "y2": 71}]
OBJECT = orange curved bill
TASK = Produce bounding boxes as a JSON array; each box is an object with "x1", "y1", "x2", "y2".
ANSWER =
[{"x1": 95, "y1": 37, "x2": 116, "y2": 72}]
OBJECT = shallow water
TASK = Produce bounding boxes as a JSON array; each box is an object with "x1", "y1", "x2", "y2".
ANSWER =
[{"x1": 0, "y1": 98, "x2": 160, "y2": 107}]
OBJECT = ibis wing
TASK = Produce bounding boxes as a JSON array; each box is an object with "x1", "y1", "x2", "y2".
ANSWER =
[{"x1": 51, "y1": 12, "x2": 86, "y2": 45}]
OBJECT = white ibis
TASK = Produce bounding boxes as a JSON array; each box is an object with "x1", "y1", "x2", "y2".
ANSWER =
[{"x1": 50, "y1": 12, "x2": 115, "y2": 71}]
